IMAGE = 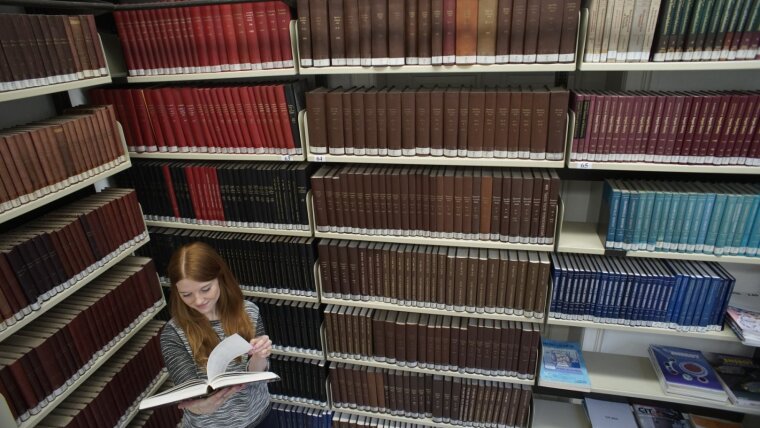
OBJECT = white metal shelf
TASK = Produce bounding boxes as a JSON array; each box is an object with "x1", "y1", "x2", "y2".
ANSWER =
[
  {"x1": 327, "y1": 355, "x2": 535, "y2": 385},
  {"x1": 271, "y1": 396, "x2": 329, "y2": 411},
  {"x1": 299, "y1": 63, "x2": 575, "y2": 75},
  {"x1": 574, "y1": 352, "x2": 760, "y2": 416},
  {"x1": 10, "y1": 300, "x2": 166, "y2": 428},
  {"x1": 0, "y1": 233, "x2": 150, "y2": 343},
  {"x1": 314, "y1": 230, "x2": 553, "y2": 251},
  {"x1": 546, "y1": 318, "x2": 740, "y2": 342},
  {"x1": 0, "y1": 76, "x2": 112, "y2": 103},
  {"x1": 321, "y1": 296, "x2": 543, "y2": 323},
  {"x1": 126, "y1": 22, "x2": 299, "y2": 83},
  {"x1": 331, "y1": 407, "x2": 469, "y2": 428},
  {"x1": 241, "y1": 288, "x2": 319, "y2": 303},
  {"x1": 0, "y1": 122, "x2": 131, "y2": 225},
  {"x1": 567, "y1": 161, "x2": 760, "y2": 174},
  {"x1": 556, "y1": 221, "x2": 760, "y2": 265},
  {"x1": 145, "y1": 220, "x2": 312, "y2": 237},
  {"x1": 272, "y1": 346, "x2": 325, "y2": 361},
  {"x1": 129, "y1": 152, "x2": 305, "y2": 161}
]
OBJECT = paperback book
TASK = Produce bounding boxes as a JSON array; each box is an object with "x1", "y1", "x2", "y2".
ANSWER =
[
  {"x1": 139, "y1": 334, "x2": 279, "y2": 410},
  {"x1": 648, "y1": 345, "x2": 728, "y2": 402},
  {"x1": 583, "y1": 398, "x2": 637, "y2": 428},
  {"x1": 726, "y1": 292, "x2": 760, "y2": 346},
  {"x1": 538, "y1": 339, "x2": 591, "y2": 392},
  {"x1": 710, "y1": 353, "x2": 760, "y2": 408},
  {"x1": 632, "y1": 404, "x2": 689, "y2": 428}
]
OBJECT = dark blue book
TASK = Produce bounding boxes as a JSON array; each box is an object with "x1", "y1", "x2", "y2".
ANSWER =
[{"x1": 648, "y1": 345, "x2": 728, "y2": 402}]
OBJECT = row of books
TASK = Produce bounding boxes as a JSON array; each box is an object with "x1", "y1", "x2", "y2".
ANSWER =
[
  {"x1": 571, "y1": 90, "x2": 760, "y2": 165},
  {"x1": 0, "y1": 258, "x2": 163, "y2": 423},
  {"x1": 332, "y1": 412, "x2": 444, "y2": 427},
  {"x1": 582, "y1": 399, "x2": 743, "y2": 428},
  {"x1": 0, "y1": 189, "x2": 146, "y2": 327},
  {"x1": 583, "y1": 0, "x2": 663, "y2": 63},
  {"x1": 91, "y1": 84, "x2": 305, "y2": 154},
  {"x1": 296, "y1": 0, "x2": 579, "y2": 66},
  {"x1": 324, "y1": 305, "x2": 540, "y2": 378},
  {"x1": 306, "y1": 86, "x2": 569, "y2": 160},
  {"x1": 0, "y1": 106, "x2": 127, "y2": 213},
  {"x1": 269, "y1": 403, "x2": 333, "y2": 428},
  {"x1": 312, "y1": 166, "x2": 560, "y2": 243},
  {"x1": 251, "y1": 298, "x2": 323, "y2": 353},
  {"x1": 269, "y1": 355, "x2": 328, "y2": 404},
  {"x1": 601, "y1": 180, "x2": 760, "y2": 256},
  {"x1": 0, "y1": 14, "x2": 107, "y2": 91},
  {"x1": 318, "y1": 240, "x2": 550, "y2": 316},
  {"x1": 120, "y1": 161, "x2": 313, "y2": 229},
  {"x1": 36, "y1": 322, "x2": 165, "y2": 428},
  {"x1": 141, "y1": 228, "x2": 318, "y2": 296},
  {"x1": 726, "y1": 292, "x2": 760, "y2": 346},
  {"x1": 330, "y1": 362, "x2": 533, "y2": 427},
  {"x1": 550, "y1": 254, "x2": 736, "y2": 331},
  {"x1": 113, "y1": 2, "x2": 293, "y2": 76}
]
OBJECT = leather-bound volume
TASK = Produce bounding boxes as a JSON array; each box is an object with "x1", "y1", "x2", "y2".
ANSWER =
[
  {"x1": 457, "y1": 91, "x2": 470, "y2": 156},
  {"x1": 431, "y1": 0, "x2": 444, "y2": 64},
  {"x1": 480, "y1": 171, "x2": 493, "y2": 239},
  {"x1": 296, "y1": 0, "x2": 313, "y2": 67},
  {"x1": 306, "y1": 88, "x2": 328, "y2": 154},
  {"x1": 464, "y1": 248, "x2": 478, "y2": 310},
  {"x1": 443, "y1": 89, "x2": 460, "y2": 156},
  {"x1": 377, "y1": 89, "x2": 389, "y2": 155},
  {"x1": 494, "y1": 90, "x2": 510, "y2": 157},
  {"x1": 326, "y1": 88, "x2": 345, "y2": 154},
  {"x1": 371, "y1": 0, "x2": 389, "y2": 65},
  {"x1": 559, "y1": 1, "x2": 579, "y2": 62},
  {"x1": 489, "y1": 171, "x2": 503, "y2": 240},
  {"x1": 455, "y1": 0, "x2": 477, "y2": 64},
  {"x1": 495, "y1": 0, "x2": 514, "y2": 63},
  {"x1": 405, "y1": 0, "x2": 419, "y2": 64},
  {"x1": 416, "y1": 90, "x2": 431, "y2": 155},
  {"x1": 545, "y1": 169, "x2": 559, "y2": 244},
  {"x1": 363, "y1": 89, "x2": 378, "y2": 155},
  {"x1": 342, "y1": 89, "x2": 355, "y2": 154},
  {"x1": 477, "y1": 0, "x2": 499, "y2": 64},
  {"x1": 467, "y1": 90, "x2": 485, "y2": 157},
  {"x1": 387, "y1": 88, "x2": 403, "y2": 156},
  {"x1": 417, "y1": 0, "x2": 432, "y2": 64},
  {"x1": 343, "y1": 0, "x2": 361, "y2": 65},
  {"x1": 475, "y1": 249, "x2": 488, "y2": 311},
  {"x1": 537, "y1": 0, "x2": 562, "y2": 63},
  {"x1": 442, "y1": 0, "x2": 457, "y2": 64},
  {"x1": 470, "y1": 170, "x2": 481, "y2": 240},
  {"x1": 401, "y1": 89, "x2": 417, "y2": 155},
  {"x1": 357, "y1": 0, "x2": 372, "y2": 65},
  {"x1": 351, "y1": 90, "x2": 366, "y2": 154},
  {"x1": 482, "y1": 89, "x2": 497, "y2": 157},
  {"x1": 508, "y1": 89, "x2": 522, "y2": 156},
  {"x1": 519, "y1": 90, "x2": 533, "y2": 158},
  {"x1": 529, "y1": 170, "x2": 542, "y2": 241},
  {"x1": 510, "y1": 0, "x2": 527, "y2": 62},
  {"x1": 547, "y1": 88, "x2": 569, "y2": 160},
  {"x1": 453, "y1": 248, "x2": 468, "y2": 310},
  {"x1": 388, "y1": 0, "x2": 406, "y2": 65},
  {"x1": 328, "y1": 0, "x2": 346, "y2": 65},
  {"x1": 531, "y1": 88, "x2": 550, "y2": 159}
]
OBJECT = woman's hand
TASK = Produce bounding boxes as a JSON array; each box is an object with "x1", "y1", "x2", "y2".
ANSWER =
[
  {"x1": 247, "y1": 335, "x2": 272, "y2": 372},
  {"x1": 177, "y1": 385, "x2": 244, "y2": 414}
]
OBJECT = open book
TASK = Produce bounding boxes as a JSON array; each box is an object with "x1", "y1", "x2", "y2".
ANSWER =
[{"x1": 139, "y1": 334, "x2": 279, "y2": 410}]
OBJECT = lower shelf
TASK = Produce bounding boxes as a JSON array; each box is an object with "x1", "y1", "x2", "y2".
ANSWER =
[
  {"x1": 117, "y1": 370, "x2": 169, "y2": 428},
  {"x1": 567, "y1": 352, "x2": 760, "y2": 416},
  {"x1": 331, "y1": 407, "x2": 461, "y2": 428},
  {"x1": 546, "y1": 318, "x2": 740, "y2": 343},
  {"x1": 271, "y1": 396, "x2": 329, "y2": 411}
]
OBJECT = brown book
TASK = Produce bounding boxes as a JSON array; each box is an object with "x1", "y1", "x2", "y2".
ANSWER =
[
  {"x1": 547, "y1": 87, "x2": 569, "y2": 160},
  {"x1": 388, "y1": 0, "x2": 406, "y2": 65},
  {"x1": 437, "y1": 248, "x2": 449, "y2": 308},
  {"x1": 362, "y1": 89, "x2": 378, "y2": 155},
  {"x1": 306, "y1": 88, "x2": 329, "y2": 154},
  {"x1": 440, "y1": 317, "x2": 452, "y2": 370},
  {"x1": 510, "y1": 0, "x2": 527, "y2": 62},
  {"x1": 545, "y1": 169, "x2": 560, "y2": 244},
  {"x1": 507, "y1": 89, "x2": 521, "y2": 156},
  {"x1": 495, "y1": 0, "x2": 514, "y2": 63},
  {"x1": 522, "y1": 0, "x2": 540, "y2": 63},
  {"x1": 529, "y1": 170, "x2": 542, "y2": 241},
  {"x1": 442, "y1": 0, "x2": 457, "y2": 64},
  {"x1": 457, "y1": 319, "x2": 469, "y2": 373},
  {"x1": 559, "y1": 1, "x2": 579, "y2": 62},
  {"x1": 296, "y1": 0, "x2": 313, "y2": 67},
  {"x1": 371, "y1": 0, "x2": 389, "y2": 65},
  {"x1": 342, "y1": 88, "x2": 356, "y2": 154},
  {"x1": 470, "y1": 169, "x2": 481, "y2": 239},
  {"x1": 350, "y1": 90, "x2": 366, "y2": 154},
  {"x1": 515, "y1": 251, "x2": 529, "y2": 313},
  {"x1": 465, "y1": 248, "x2": 478, "y2": 310},
  {"x1": 443, "y1": 169, "x2": 455, "y2": 238},
  {"x1": 524, "y1": 252, "x2": 539, "y2": 317},
  {"x1": 443, "y1": 88, "x2": 460, "y2": 156},
  {"x1": 401, "y1": 89, "x2": 417, "y2": 155},
  {"x1": 415, "y1": 90, "x2": 431, "y2": 155},
  {"x1": 454, "y1": 248, "x2": 468, "y2": 310},
  {"x1": 519, "y1": 90, "x2": 533, "y2": 158},
  {"x1": 462, "y1": 169, "x2": 474, "y2": 238},
  {"x1": 480, "y1": 171, "x2": 493, "y2": 239},
  {"x1": 417, "y1": 313, "x2": 429, "y2": 366},
  {"x1": 405, "y1": 0, "x2": 419, "y2": 64},
  {"x1": 476, "y1": 249, "x2": 488, "y2": 311},
  {"x1": 481, "y1": 89, "x2": 497, "y2": 157},
  {"x1": 326, "y1": 88, "x2": 345, "y2": 154},
  {"x1": 387, "y1": 88, "x2": 403, "y2": 156},
  {"x1": 343, "y1": 0, "x2": 361, "y2": 65},
  {"x1": 354, "y1": 0, "x2": 372, "y2": 66},
  {"x1": 403, "y1": 312, "x2": 420, "y2": 366},
  {"x1": 431, "y1": 0, "x2": 444, "y2": 63},
  {"x1": 531, "y1": 87, "x2": 550, "y2": 159},
  {"x1": 489, "y1": 170, "x2": 503, "y2": 241},
  {"x1": 432, "y1": 374, "x2": 444, "y2": 422},
  {"x1": 328, "y1": 0, "x2": 347, "y2": 65},
  {"x1": 498, "y1": 171, "x2": 511, "y2": 242},
  {"x1": 417, "y1": 0, "x2": 432, "y2": 64},
  {"x1": 457, "y1": 90, "x2": 470, "y2": 156},
  {"x1": 536, "y1": 0, "x2": 563, "y2": 63},
  {"x1": 467, "y1": 90, "x2": 486, "y2": 157},
  {"x1": 455, "y1": 0, "x2": 478, "y2": 63},
  {"x1": 477, "y1": 0, "x2": 499, "y2": 64},
  {"x1": 376, "y1": 89, "x2": 389, "y2": 155},
  {"x1": 507, "y1": 171, "x2": 521, "y2": 242},
  {"x1": 493, "y1": 89, "x2": 511, "y2": 157}
]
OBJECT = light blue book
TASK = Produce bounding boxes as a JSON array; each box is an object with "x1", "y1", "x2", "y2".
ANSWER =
[
  {"x1": 694, "y1": 182, "x2": 717, "y2": 252},
  {"x1": 704, "y1": 188, "x2": 728, "y2": 254},
  {"x1": 729, "y1": 187, "x2": 754, "y2": 256},
  {"x1": 687, "y1": 188, "x2": 707, "y2": 253},
  {"x1": 738, "y1": 193, "x2": 760, "y2": 256},
  {"x1": 676, "y1": 184, "x2": 698, "y2": 252},
  {"x1": 647, "y1": 182, "x2": 667, "y2": 251},
  {"x1": 615, "y1": 181, "x2": 631, "y2": 250},
  {"x1": 539, "y1": 339, "x2": 591, "y2": 392},
  {"x1": 663, "y1": 183, "x2": 684, "y2": 252},
  {"x1": 638, "y1": 182, "x2": 656, "y2": 251},
  {"x1": 624, "y1": 185, "x2": 641, "y2": 250},
  {"x1": 715, "y1": 184, "x2": 741, "y2": 255},
  {"x1": 604, "y1": 180, "x2": 622, "y2": 249},
  {"x1": 655, "y1": 183, "x2": 675, "y2": 252}
]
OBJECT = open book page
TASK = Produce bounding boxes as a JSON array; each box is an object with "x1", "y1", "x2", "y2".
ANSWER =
[{"x1": 207, "y1": 334, "x2": 252, "y2": 380}]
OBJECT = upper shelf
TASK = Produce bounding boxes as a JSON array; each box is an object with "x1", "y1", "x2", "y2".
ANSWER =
[
  {"x1": 299, "y1": 62, "x2": 576, "y2": 75},
  {"x1": 125, "y1": 21, "x2": 299, "y2": 83},
  {"x1": 567, "y1": 161, "x2": 760, "y2": 174},
  {"x1": 546, "y1": 318, "x2": 740, "y2": 343},
  {"x1": 575, "y1": 8, "x2": 760, "y2": 72}
]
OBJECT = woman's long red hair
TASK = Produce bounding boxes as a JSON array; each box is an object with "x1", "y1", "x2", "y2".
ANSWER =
[{"x1": 167, "y1": 242, "x2": 254, "y2": 368}]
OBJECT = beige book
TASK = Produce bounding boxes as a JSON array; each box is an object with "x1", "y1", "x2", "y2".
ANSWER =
[
  {"x1": 606, "y1": 0, "x2": 625, "y2": 62},
  {"x1": 599, "y1": 0, "x2": 616, "y2": 62},
  {"x1": 640, "y1": 0, "x2": 663, "y2": 62},
  {"x1": 616, "y1": 0, "x2": 637, "y2": 61},
  {"x1": 583, "y1": 0, "x2": 600, "y2": 62},
  {"x1": 626, "y1": 0, "x2": 652, "y2": 61}
]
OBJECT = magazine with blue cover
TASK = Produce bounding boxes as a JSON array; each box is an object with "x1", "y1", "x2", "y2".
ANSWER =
[
  {"x1": 648, "y1": 345, "x2": 728, "y2": 402},
  {"x1": 539, "y1": 339, "x2": 591, "y2": 392}
]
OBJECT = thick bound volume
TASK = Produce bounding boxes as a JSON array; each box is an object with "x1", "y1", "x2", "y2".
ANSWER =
[
  {"x1": 307, "y1": 86, "x2": 568, "y2": 160},
  {"x1": 570, "y1": 90, "x2": 760, "y2": 166},
  {"x1": 600, "y1": 179, "x2": 760, "y2": 257},
  {"x1": 140, "y1": 334, "x2": 279, "y2": 410},
  {"x1": 113, "y1": 1, "x2": 293, "y2": 76},
  {"x1": 0, "y1": 13, "x2": 107, "y2": 91},
  {"x1": 297, "y1": 0, "x2": 578, "y2": 66},
  {"x1": 331, "y1": 362, "x2": 533, "y2": 426},
  {"x1": 537, "y1": 338, "x2": 591, "y2": 392},
  {"x1": 269, "y1": 355, "x2": 329, "y2": 403},
  {"x1": 140, "y1": 228, "x2": 318, "y2": 297},
  {"x1": 91, "y1": 82, "x2": 306, "y2": 155},
  {"x1": 648, "y1": 345, "x2": 728, "y2": 402},
  {"x1": 549, "y1": 254, "x2": 736, "y2": 332},
  {"x1": 0, "y1": 105, "x2": 127, "y2": 214},
  {"x1": 271, "y1": 403, "x2": 333, "y2": 427},
  {"x1": 251, "y1": 297, "x2": 323, "y2": 353}
]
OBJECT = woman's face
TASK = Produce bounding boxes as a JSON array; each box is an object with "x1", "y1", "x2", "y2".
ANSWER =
[{"x1": 176, "y1": 277, "x2": 221, "y2": 320}]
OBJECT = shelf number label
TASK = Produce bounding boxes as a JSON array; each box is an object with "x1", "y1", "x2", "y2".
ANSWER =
[
  {"x1": 281, "y1": 154, "x2": 292, "y2": 161},
  {"x1": 314, "y1": 155, "x2": 326, "y2": 162},
  {"x1": 578, "y1": 162, "x2": 592, "y2": 169}
]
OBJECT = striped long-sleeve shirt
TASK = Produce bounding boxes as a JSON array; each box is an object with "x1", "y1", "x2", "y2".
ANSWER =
[{"x1": 160, "y1": 300, "x2": 271, "y2": 428}]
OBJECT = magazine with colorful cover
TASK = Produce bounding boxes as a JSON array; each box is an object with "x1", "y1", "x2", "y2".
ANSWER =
[
  {"x1": 632, "y1": 404, "x2": 689, "y2": 428},
  {"x1": 539, "y1": 339, "x2": 591, "y2": 392},
  {"x1": 709, "y1": 353, "x2": 760, "y2": 407},
  {"x1": 648, "y1": 345, "x2": 728, "y2": 402}
]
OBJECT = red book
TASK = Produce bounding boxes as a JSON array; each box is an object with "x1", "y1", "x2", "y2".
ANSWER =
[
  {"x1": 231, "y1": 4, "x2": 251, "y2": 69},
  {"x1": 162, "y1": 88, "x2": 190, "y2": 152},
  {"x1": 221, "y1": 87, "x2": 245, "y2": 152},
  {"x1": 243, "y1": 3, "x2": 263, "y2": 68},
  {"x1": 210, "y1": 6, "x2": 230, "y2": 70},
  {"x1": 276, "y1": 2, "x2": 294, "y2": 67},
  {"x1": 191, "y1": 89, "x2": 219, "y2": 152},
  {"x1": 239, "y1": 87, "x2": 264, "y2": 152},
  {"x1": 253, "y1": 2, "x2": 273, "y2": 68},
  {"x1": 201, "y1": 5, "x2": 222, "y2": 71},
  {"x1": 265, "y1": 85, "x2": 288, "y2": 151},
  {"x1": 156, "y1": 8, "x2": 181, "y2": 72},
  {"x1": 219, "y1": 4, "x2": 240, "y2": 69},
  {"x1": 177, "y1": 7, "x2": 200, "y2": 72},
  {"x1": 266, "y1": 2, "x2": 283, "y2": 68},
  {"x1": 226, "y1": 87, "x2": 252, "y2": 152},
  {"x1": 113, "y1": 12, "x2": 139, "y2": 74},
  {"x1": 179, "y1": 88, "x2": 207, "y2": 152},
  {"x1": 274, "y1": 85, "x2": 297, "y2": 151},
  {"x1": 122, "y1": 90, "x2": 146, "y2": 152},
  {"x1": 245, "y1": 87, "x2": 268, "y2": 151},
  {"x1": 253, "y1": 86, "x2": 275, "y2": 149}
]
